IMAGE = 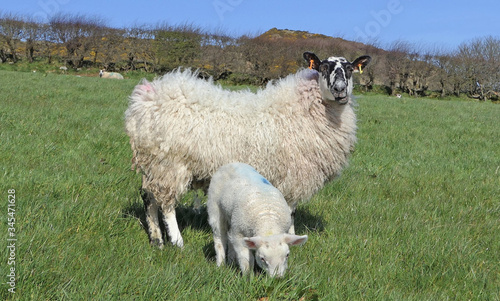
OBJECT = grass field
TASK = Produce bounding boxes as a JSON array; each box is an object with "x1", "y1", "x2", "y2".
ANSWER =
[{"x1": 0, "y1": 70, "x2": 499, "y2": 300}]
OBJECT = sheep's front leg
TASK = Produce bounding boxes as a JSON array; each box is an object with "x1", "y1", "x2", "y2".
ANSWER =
[{"x1": 161, "y1": 205, "x2": 184, "y2": 248}]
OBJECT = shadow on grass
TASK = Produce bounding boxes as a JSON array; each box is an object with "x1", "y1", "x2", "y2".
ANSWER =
[
  {"x1": 294, "y1": 206, "x2": 325, "y2": 234},
  {"x1": 122, "y1": 188, "x2": 325, "y2": 250},
  {"x1": 122, "y1": 188, "x2": 211, "y2": 244}
]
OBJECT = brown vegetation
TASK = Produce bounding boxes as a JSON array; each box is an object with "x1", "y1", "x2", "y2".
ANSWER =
[{"x1": 0, "y1": 12, "x2": 498, "y2": 99}]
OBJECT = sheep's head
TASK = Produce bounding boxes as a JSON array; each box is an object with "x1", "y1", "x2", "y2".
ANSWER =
[
  {"x1": 244, "y1": 234, "x2": 308, "y2": 277},
  {"x1": 304, "y1": 52, "x2": 371, "y2": 104}
]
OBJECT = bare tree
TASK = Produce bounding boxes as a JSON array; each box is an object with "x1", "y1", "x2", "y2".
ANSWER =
[
  {"x1": 49, "y1": 13, "x2": 106, "y2": 68},
  {"x1": 385, "y1": 41, "x2": 410, "y2": 95},
  {"x1": 38, "y1": 23, "x2": 55, "y2": 64},
  {"x1": 467, "y1": 36, "x2": 500, "y2": 98},
  {"x1": 0, "y1": 12, "x2": 24, "y2": 63},
  {"x1": 96, "y1": 27, "x2": 125, "y2": 70},
  {"x1": 124, "y1": 24, "x2": 156, "y2": 71},
  {"x1": 22, "y1": 17, "x2": 42, "y2": 63},
  {"x1": 432, "y1": 53, "x2": 453, "y2": 97}
]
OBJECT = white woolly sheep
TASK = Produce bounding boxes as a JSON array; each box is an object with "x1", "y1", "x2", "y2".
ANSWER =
[
  {"x1": 207, "y1": 162, "x2": 308, "y2": 277},
  {"x1": 125, "y1": 51, "x2": 371, "y2": 248},
  {"x1": 100, "y1": 69, "x2": 124, "y2": 79}
]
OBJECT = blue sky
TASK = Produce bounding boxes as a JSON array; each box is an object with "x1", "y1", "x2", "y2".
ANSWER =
[{"x1": 2, "y1": 0, "x2": 499, "y2": 51}]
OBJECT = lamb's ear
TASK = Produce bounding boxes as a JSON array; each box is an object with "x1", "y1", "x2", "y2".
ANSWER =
[
  {"x1": 352, "y1": 56, "x2": 372, "y2": 73},
  {"x1": 303, "y1": 52, "x2": 321, "y2": 71},
  {"x1": 284, "y1": 234, "x2": 308, "y2": 246},
  {"x1": 243, "y1": 237, "x2": 263, "y2": 250}
]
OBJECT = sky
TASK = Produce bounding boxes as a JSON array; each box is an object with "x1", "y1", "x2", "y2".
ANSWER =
[{"x1": 2, "y1": 0, "x2": 499, "y2": 51}]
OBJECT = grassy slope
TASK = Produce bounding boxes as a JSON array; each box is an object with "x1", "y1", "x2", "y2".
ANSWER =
[{"x1": 0, "y1": 70, "x2": 498, "y2": 300}]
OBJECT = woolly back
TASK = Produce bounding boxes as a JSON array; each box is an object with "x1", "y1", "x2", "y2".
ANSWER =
[
  {"x1": 125, "y1": 67, "x2": 358, "y2": 205},
  {"x1": 139, "y1": 68, "x2": 323, "y2": 115}
]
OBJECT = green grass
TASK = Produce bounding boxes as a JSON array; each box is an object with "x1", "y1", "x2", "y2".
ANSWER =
[{"x1": 0, "y1": 70, "x2": 499, "y2": 300}]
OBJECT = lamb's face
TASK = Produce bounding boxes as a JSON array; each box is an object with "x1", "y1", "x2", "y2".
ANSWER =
[
  {"x1": 254, "y1": 238, "x2": 290, "y2": 277},
  {"x1": 244, "y1": 234, "x2": 308, "y2": 278},
  {"x1": 303, "y1": 52, "x2": 371, "y2": 105}
]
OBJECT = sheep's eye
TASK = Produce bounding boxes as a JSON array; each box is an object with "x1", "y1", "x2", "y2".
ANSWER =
[{"x1": 260, "y1": 257, "x2": 267, "y2": 265}]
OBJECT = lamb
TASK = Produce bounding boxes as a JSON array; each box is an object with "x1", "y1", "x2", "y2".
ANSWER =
[
  {"x1": 207, "y1": 162, "x2": 308, "y2": 277},
  {"x1": 125, "y1": 51, "x2": 371, "y2": 248},
  {"x1": 99, "y1": 69, "x2": 124, "y2": 79}
]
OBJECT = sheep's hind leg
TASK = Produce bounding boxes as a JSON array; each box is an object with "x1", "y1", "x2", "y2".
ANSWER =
[
  {"x1": 161, "y1": 204, "x2": 184, "y2": 248},
  {"x1": 144, "y1": 196, "x2": 164, "y2": 249}
]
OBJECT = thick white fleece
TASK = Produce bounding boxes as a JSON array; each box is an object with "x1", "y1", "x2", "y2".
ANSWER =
[{"x1": 125, "y1": 68, "x2": 357, "y2": 211}]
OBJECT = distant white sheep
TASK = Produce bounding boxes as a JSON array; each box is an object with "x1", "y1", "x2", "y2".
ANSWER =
[
  {"x1": 125, "y1": 52, "x2": 371, "y2": 248},
  {"x1": 99, "y1": 69, "x2": 124, "y2": 79},
  {"x1": 207, "y1": 163, "x2": 308, "y2": 277}
]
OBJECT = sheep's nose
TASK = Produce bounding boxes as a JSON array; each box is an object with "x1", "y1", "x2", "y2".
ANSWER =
[{"x1": 334, "y1": 81, "x2": 346, "y2": 92}]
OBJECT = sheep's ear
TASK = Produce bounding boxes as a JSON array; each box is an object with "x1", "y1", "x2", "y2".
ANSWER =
[
  {"x1": 284, "y1": 234, "x2": 308, "y2": 246},
  {"x1": 352, "y1": 56, "x2": 372, "y2": 73},
  {"x1": 303, "y1": 52, "x2": 321, "y2": 71},
  {"x1": 244, "y1": 237, "x2": 262, "y2": 250}
]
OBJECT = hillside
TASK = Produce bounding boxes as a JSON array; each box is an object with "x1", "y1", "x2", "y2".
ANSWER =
[{"x1": 257, "y1": 27, "x2": 385, "y2": 56}]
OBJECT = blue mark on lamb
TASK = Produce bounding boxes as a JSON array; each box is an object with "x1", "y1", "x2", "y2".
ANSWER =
[{"x1": 261, "y1": 177, "x2": 271, "y2": 185}]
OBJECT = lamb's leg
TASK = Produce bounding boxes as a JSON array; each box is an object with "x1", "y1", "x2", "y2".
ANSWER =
[
  {"x1": 210, "y1": 207, "x2": 228, "y2": 266},
  {"x1": 233, "y1": 241, "x2": 253, "y2": 274},
  {"x1": 213, "y1": 235, "x2": 226, "y2": 266},
  {"x1": 161, "y1": 204, "x2": 184, "y2": 248},
  {"x1": 227, "y1": 243, "x2": 236, "y2": 265},
  {"x1": 144, "y1": 196, "x2": 164, "y2": 249}
]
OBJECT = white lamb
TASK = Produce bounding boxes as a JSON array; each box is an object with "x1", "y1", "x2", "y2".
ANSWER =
[
  {"x1": 125, "y1": 52, "x2": 371, "y2": 248},
  {"x1": 207, "y1": 163, "x2": 308, "y2": 277},
  {"x1": 99, "y1": 69, "x2": 124, "y2": 79}
]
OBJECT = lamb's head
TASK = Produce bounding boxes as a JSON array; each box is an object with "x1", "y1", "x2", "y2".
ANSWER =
[
  {"x1": 244, "y1": 234, "x2": 308, "y2": 277},
  {"x1": 303, "y1": 52, "x2": 371, "y2": 104}
]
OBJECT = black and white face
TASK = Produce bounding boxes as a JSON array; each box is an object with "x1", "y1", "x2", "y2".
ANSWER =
[
  {"x1": 319, "y1": 57, "x2": 354, "y2": 104},
  {"x1": 304, "y1": 52, "x2": 371, "y2": 104}
]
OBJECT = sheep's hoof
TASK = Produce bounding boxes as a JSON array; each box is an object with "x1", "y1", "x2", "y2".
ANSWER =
[
  {"x1": 171, "y1": 237, "x2": 184, "y2": 248},
  {"x1": 150, "y1": 238, "x2": 164, "y2": 249}
]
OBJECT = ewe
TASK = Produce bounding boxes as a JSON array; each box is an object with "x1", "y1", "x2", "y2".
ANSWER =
[
  {"x1": 125, "y1": 52, "x2": 371, "y2": 248},
  {"x1": 207, "y1": 163, "x2": 308, "y2": 277}
]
